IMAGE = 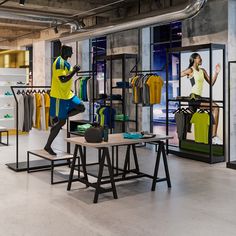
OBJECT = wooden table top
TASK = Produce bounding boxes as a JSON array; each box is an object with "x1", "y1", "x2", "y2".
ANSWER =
[{"x1": 66, "y1": 133, "x2": 173, "y2": 148}]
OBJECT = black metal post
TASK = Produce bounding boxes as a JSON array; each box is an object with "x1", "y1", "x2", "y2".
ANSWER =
[{"x1": 209, "y1": 45, "x2": 213, "y2": 163}]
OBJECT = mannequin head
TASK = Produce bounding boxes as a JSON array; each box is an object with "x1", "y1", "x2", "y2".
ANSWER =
[
  {"x1": 61, "y1": 45, "x2": 73, "y2": 60},
  {"x1": 188, "y1": 53, "x2": 202, "y2": 68}
]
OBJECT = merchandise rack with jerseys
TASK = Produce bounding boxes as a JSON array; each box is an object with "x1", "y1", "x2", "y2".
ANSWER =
[
  {"x1": 129, "y1": 62, "x2": 166, "y2": 134},
  {"x1": 7, "y1": 86, "x2": 53, "y2": 172},
  {"x1": 166, "y1": 43, "x2": 226, "y2": 164},
  {"x1": 94, "y1": 53, "x2": 139, "y2": 133}
]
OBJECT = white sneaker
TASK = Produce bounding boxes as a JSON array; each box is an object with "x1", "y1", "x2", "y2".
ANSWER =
[{"x1": 212, "y1": 136, "x2": 223, "y2": 145}]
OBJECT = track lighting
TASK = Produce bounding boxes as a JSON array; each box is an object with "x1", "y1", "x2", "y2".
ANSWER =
[
  {"x1": 54, "y1": 26, "x2": 58, "y2": 34},
  {"x1": 79, "y1": 19, "x2": 85, "y2": 29},
  {"x1": 19, "y1": 0, "x2": 25, "y2": 6}
]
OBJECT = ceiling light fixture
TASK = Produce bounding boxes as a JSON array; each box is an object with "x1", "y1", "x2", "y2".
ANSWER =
[
  {"x1": 54, "y1": 26, "x2": 58, "y2": 34},
  {"x1": 79, "y1": 19, "x2": 86, "y2": 29},
  {"x1": 19, "y1": 0, "x2": 25, "y2": 6}
]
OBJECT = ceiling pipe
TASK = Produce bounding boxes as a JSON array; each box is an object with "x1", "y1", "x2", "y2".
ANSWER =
[
  {"x1": 61, "y1": 0, "x2": 207, "y2": 42},
  {"x1": 0, "y1": 8, "x2": 79, "y2": 30},
  {"x1": 0, "y1": 1, "x2": 127, "y2": 33}
]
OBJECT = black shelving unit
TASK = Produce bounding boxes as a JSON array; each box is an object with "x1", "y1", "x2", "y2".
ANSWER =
[
  {"x1": 226, "y1": 61, "x2": 236, "y2": 169},
  {"x1": 166, "y1": 43, "x2": 226, "y2": 164},
  {"x1": 95, "y1": 53, "x2": 139, "y2": 133}
]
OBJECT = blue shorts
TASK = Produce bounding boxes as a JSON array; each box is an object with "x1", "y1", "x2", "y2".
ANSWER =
[{"x1": 50, "y1": 96, "x2": 82, "y2": 120}]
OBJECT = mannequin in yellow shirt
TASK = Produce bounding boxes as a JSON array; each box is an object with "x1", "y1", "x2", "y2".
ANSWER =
[{"x1": 44, "y1": 45, "x2": 85, "y2": 155}]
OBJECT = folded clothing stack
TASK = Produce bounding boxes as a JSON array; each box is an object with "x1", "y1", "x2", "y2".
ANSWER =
[
  {"x1": 123, "y1": 132, "x2": 143, "y2": 139},
  {"x1": 107, "y1": 94, "x2": 122, "y2": 100},
  {"x1": 116, "y1": 82, "x2": 130, "y2": 88},
  {"x1": 76, "y1": 124, "x2": 92, "y2": 135},
  {"x1": 115, "y1": 114, "x2": 129, "y2": 121}
]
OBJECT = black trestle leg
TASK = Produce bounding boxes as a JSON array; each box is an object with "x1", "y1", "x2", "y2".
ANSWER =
[
  {"x1": 151, "y1": 142, "x2": 162, "y2": 191},
  {"x1": 122, "y1": 145, "x2": 131, "y2": 179},
  {"x1": 104, "y1": 148, "x2": 118, "y2": 200},
  {"x1": 67, "y1": 144, "x2": 79, "y2": 191},
  {"x1": 94, "y1": 148, "x2": 106, "y2": 203},
  {"x1": 161, "y1": 142, "x2": 171, "y2": 188}
]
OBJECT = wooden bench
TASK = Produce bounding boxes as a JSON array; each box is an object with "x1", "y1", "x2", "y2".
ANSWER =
[
  {"x1": 0, "y1": 127, "x2": 9, "y2": 146},
  {"x1": 27, "y1": 149, "x2": 78, "y2": 184}
]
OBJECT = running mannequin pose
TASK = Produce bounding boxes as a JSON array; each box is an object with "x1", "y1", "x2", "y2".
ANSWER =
[
  {"x1": 44, "y1": 45, "x2": 85, "y2": 155},
  {"x1": 181, "y1": 53, "x2": 221, "y2": 143}
]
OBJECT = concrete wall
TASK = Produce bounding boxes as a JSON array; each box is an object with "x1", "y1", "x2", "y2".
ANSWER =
[{"x1": 182, "y1": 0, "x2": 228, "y2": 46}]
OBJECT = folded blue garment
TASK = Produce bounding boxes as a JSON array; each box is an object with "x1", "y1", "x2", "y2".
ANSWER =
[
  {"x1": 116, "y1": 82, "x2": 130, "y2": 88},
  {"x1": 123, "y1": 132, "x2": 143, "y2": 139}
]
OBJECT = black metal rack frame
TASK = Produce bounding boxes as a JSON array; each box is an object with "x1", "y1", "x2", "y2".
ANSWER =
[
  {"x1": 6, "y1": 86, "x2": 65, "y2": 172},
  {"x1": 166, "y1": 43, "x2": 226, "y2": 164},
  {"x1": 95, "y1": 53, "x2": 139, "y2": 133},
  {"x1": 74, "y1": 70, "x2": 96, "y2": 122},
  {"x1": 226, "y1": 61, "x2": 236, "y2": 169}
]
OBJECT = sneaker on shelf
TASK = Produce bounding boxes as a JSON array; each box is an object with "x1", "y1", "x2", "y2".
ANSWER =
[
  {"x1": 4, "y1": 114, "x2": 13, "y2": 118},
  {"x1": 5, "y1": 91, "x2": 13, "y2": 96},
  {"x1": 212, "y1": 136, "x2": 223, "y2": 145}
]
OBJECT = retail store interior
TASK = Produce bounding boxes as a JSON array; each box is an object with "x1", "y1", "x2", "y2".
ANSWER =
[{"x1": 0, "y1": 0, "x2": 236, "y2": 235}]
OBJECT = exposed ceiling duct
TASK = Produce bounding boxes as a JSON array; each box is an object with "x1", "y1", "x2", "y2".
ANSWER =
[
  {"x1": 0, "y1": 8, "x2": 80, "y2": 31},
  {"x1": 61, "y1": 0, "x2": 207, "y2": 43}
]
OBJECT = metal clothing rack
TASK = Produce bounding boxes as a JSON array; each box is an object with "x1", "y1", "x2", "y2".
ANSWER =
[
  {"x1": 74, "y1": 70, "x2": 95, "y2": 121},
  {"x1": 95, "y1": 53, "x2": 138, "y2": 133},
  {"x1": 130, "y1": 66, "x2": 166, "y2": 133},
  {"x1": 7, "y1": 86, "x2": 55, "y2": 172},
  {"x1": 166, "y1": 43, "x2": 226, "y2": 164}
]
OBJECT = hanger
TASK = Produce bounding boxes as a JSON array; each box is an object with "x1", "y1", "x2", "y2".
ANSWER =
[{"x1": 198, "y1": 108, "x2": 209, "y2": 113}]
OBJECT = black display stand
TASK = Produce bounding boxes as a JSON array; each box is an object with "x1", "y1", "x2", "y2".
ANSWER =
[
  {"x1": 226, "y1": 61, "x2": 236, "y2": 169},
  {"x1": 166, "y1": 43, "x2": 226, "y2": 164},
  {"x1": 94, "y1": 53, "x2": 138, "y2": 133}
]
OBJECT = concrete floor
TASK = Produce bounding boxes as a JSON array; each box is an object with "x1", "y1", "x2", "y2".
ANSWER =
[{"x1": 1, "y1": 129, "x2": 236, "y2": 236}]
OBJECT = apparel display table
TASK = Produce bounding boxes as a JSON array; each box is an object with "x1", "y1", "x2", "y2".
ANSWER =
[{"x1": 66, "y1": 133, "x2": 173, "y2": 203}]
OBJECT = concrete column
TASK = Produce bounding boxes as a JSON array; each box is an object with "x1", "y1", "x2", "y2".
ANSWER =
[
  {"x1": 78, "y1": 39, "x2": 90, "y2": 71},
  {"x1": 141, "y1": 27, "x2": 151, "y2": 132},
  {"x1": 33, "y1": 41, "x2": 51, "y2": 86}
]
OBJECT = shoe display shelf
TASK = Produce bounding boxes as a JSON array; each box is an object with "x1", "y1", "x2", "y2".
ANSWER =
[{"x1": 0, "y1": 68, "x2": 27, "y2": 129}]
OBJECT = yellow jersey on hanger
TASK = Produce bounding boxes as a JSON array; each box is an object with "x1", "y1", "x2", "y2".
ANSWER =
[
  {"x1": 190, "y1": 112, "x2": 210, "y2": 144},
  {"x1": 146, "y1": 75, "x2": 164, "y2": 104}
]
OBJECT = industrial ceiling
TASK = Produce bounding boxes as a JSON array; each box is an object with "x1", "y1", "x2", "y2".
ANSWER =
[{"x1": 0, "y1": 0, "x2": 204, "y2": 44}]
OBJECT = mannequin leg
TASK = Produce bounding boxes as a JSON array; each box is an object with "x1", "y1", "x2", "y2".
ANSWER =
[
  {"x1": 44, "y1": 119, "x2": 66, "y2": 155},
  {"x1": 68, "y1": 104, "x2": 85, "y2": 117},
  {"x1": 212, "y1": 102, "x2": 219, "y2": 137}
]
